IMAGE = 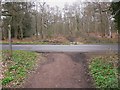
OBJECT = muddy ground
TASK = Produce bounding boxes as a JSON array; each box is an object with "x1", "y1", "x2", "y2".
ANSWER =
[{"x1": 22, "y1": 52, "x2": 96, "y2": 88}]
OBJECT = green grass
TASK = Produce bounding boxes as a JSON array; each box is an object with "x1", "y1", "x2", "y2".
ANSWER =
[
  {"x1": 1, "y1": 41, "x2": 49, "y2": 45},
  {"x1": 2, "y1": 50, "x2": 37, "y2": 87},
  {"x1": 89, "y1": 55, "x2": 119, "y2": 88},
  {"x1": 0, "y1": 41, "x2": 70, "y2": 45}
]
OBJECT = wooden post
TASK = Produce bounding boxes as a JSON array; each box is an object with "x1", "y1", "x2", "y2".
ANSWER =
[
  {"x1": 2, "y1": 9, "x2": 12, "y2": 58},
  {"x1": 8, "y1": 24, "x2": 12, "y2": 58}
]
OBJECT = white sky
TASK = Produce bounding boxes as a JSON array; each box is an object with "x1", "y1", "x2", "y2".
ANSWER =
[
  {"x1": 36, "y1": 0, "x2": 114, "y2": 9},
  {"x1": 2, "y1": 0, "x2": 120, "y2": 9},
  {"x1": 37, "y1": 0, "x2": 77, "y2": 8}
]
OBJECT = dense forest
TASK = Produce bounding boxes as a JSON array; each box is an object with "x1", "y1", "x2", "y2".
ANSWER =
[{"x1": 0, "y1": 1, "x2": 119, "y2": 43}]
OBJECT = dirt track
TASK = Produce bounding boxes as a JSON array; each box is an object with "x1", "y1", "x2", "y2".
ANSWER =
[{"x1": 23, "y1": 53, "x2": 94, "y2": 88}]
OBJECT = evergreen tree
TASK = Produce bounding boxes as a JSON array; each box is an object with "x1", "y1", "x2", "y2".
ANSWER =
[
  {"x1": 1, "y1": 2, "x2": 33, "y2": 39},
  {"x1": 111, "y1": 1, "x2": 120, "y2": 33}
]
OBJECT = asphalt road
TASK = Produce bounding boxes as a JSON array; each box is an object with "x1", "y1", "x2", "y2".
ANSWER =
[{"x1": 1, "y1": 44, "x2": 118, "y2": 52}]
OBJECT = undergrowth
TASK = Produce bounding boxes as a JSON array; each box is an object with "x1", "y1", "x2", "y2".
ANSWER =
[
  {"x1": 2, "y1": 50, "x2": 37, "y2": 88},
  {"x1": 89, "y1": 54, "x2": 119, "y2": 88}
]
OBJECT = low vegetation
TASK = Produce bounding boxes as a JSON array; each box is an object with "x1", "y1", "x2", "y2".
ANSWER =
[
  {"x1": 2, "y1": 50, "x2": 37, "y2": 88},
  {"x1": 1, "y1": 36, "x2": 70, "y2": 45},
  {"x1": 1, "y1": 34, "x2": 118, "y2": 45},
  {"x1": 89, "y1": 54, "x2": 119, "y2": 88},
  {"x1": 1, "y1": 41, "x2": 49, "y2": 45},
  {"x1": 79, "y1": 33, "x2": 118, "y2": 44}
]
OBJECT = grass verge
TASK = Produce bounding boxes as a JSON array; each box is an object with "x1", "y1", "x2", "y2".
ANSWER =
[
  {"x1": 89, "y1": 54, "x2": 119, "y2": 88},
  {"x1": 0, "y1": 41, "x2": 70, "y2": 45},
  {"x1": 1, "y1": 50, "x2": 37, "y2": 88},
  {"x1": 0, "y1": 42, "x2": 49, "y2": 45}
]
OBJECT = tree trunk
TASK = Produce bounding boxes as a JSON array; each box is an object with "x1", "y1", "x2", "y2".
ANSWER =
[
  {"x1": 99, "y1": 3, "x2": 105, "y2": 37},
  {"x1": 14, "y1": 25, "x2": 18, "y2": 39},
  {"x1": 20, "y1": 25, "x2": 23, "y2": 39},
  {"x1": 35, "y1": 13, "x2": 38, "y2": 39},
  {"x1": 40, "y1": 15, "x2": 44, "y2": 39}
]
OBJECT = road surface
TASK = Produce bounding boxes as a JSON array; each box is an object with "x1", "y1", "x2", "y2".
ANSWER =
[{"x1": 1, "y1": 44, "x2": 118, "y2": 52}]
